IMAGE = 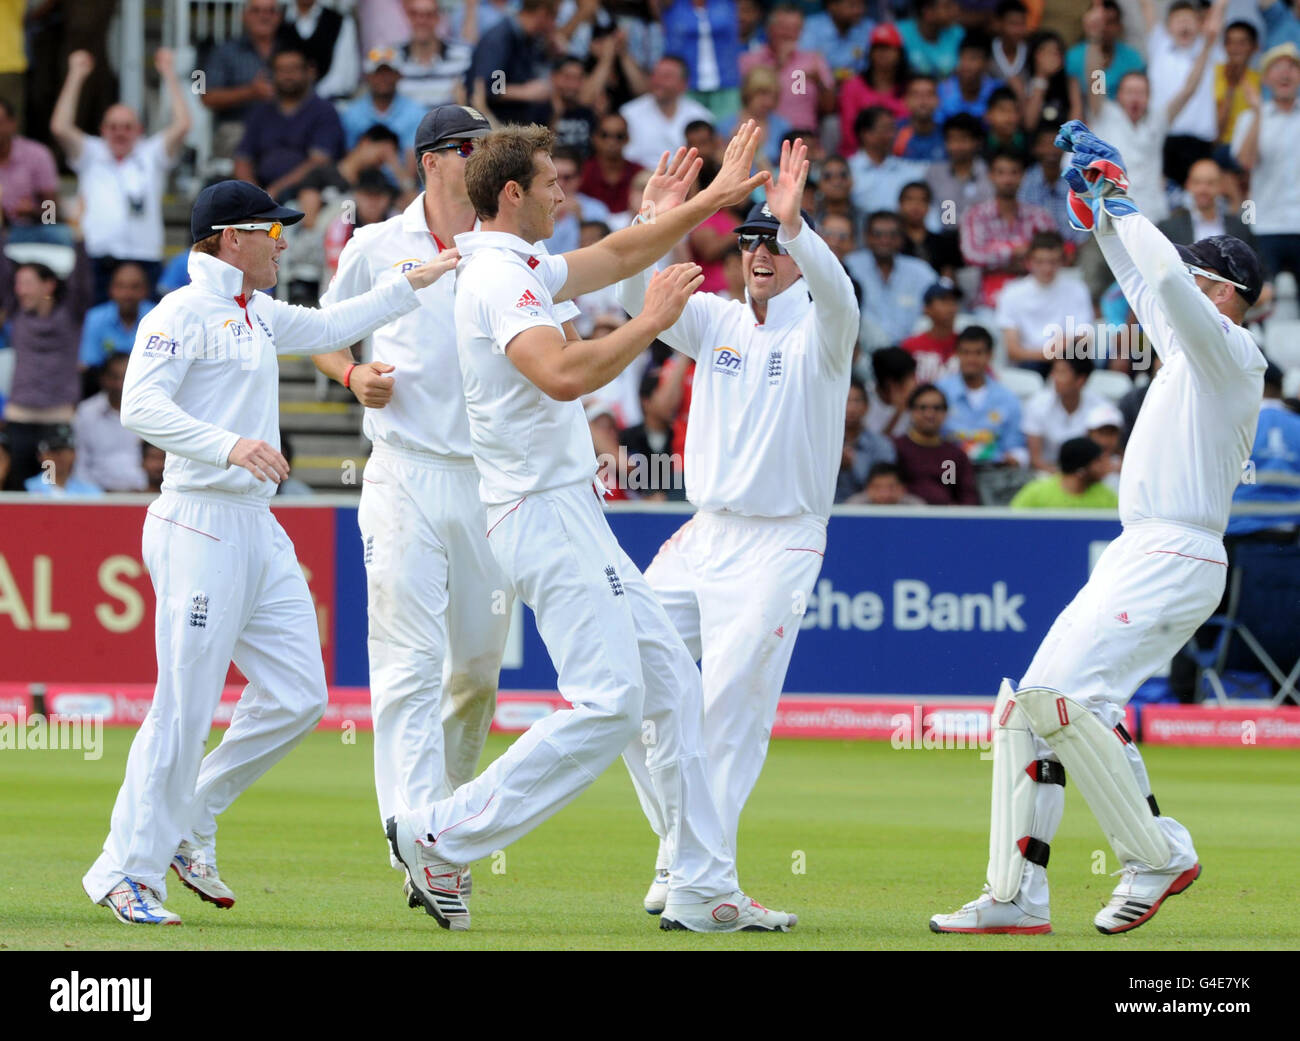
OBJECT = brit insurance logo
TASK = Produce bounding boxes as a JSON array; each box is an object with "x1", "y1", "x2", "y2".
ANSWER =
[
  {"x1": 141, "y1": 332, "x2": 178, "y2": 358},
  {"x1": 392, "y1": 256, "x2": 424, "y2": 274},
  {"x1": 712, "y1": 345, "x2": 742, "y2": 377},
  {"x1": 222, "y1": 318, "x2": 252, "y2": 340}
]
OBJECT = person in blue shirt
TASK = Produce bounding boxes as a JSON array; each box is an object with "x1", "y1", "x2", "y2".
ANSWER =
[
  {"x1": 800, "y1": 0, "x2": 875, "y2": 83},
  {"x1": 937, "y1": 323, "x2": 1027, "y2": 466},
  {"x1": 1229, "y1": 360, "x2": 1300, "y2": 535},
  {"x1": 898, "y1": 0, "x2": 965, "y2": 77},
  {"x1": 22, "y1": 425, "x2": 103, "y2": 497},
  {"x1": 341, "y1": 49, "x2": 425, "y2": 168},
  {"x1": 844, "y1": 209, "x2": 938, "y2": 344},
  {"x1": 936, "y1": 31, "x2": 1004, "y2": 122},
  {"x1": 661, "y1": 0, "x2": 744, "y2": 120},
  {"x1": 1260, "y1": 0, "x2": 1300, "y2": 51},
  {"x1": 1065, "y1": 0, "x2": 1145, "y2": 101},
  {"x1": 78, "y1": 261, "x2": 156, "y2": 368}
]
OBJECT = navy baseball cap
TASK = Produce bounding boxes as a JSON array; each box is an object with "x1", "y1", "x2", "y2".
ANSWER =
[
  {"x1": 923, "y1": 278, "x2": 962, "y2": 305},
  {"x1": 415, "y1": 104, "x2": 492, "y2": 156},
  {"x1": 191, "y1": 180, "x2": 303, "y2": 243},
  {"x1": 733, "y1": 201, "x2": 816, "y2": 235},
  {"x1": 1175, "y1": 235, "x2": 1263, "y2": 306}
]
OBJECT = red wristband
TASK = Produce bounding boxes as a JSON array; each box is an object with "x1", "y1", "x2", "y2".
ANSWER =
[{"x1": 343, "y1": 363, "x2": 357, "y2": 389}]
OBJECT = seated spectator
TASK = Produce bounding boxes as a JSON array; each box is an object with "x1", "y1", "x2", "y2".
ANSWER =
[
  {"x1": 234, "y1": 46, "x2": 346, "y2": 200},
  {"x1": 1010, "y1": 436, "x2": 1118, "y2": 508},
  {"x1": 51, "y1": 49, "x2": 191, "y2": 302},
  {"x1": 683, "y1": 160, "x2": 734, "y2": 293},
  {"x1": 819, "y1": 212, "x2": 857, "y2": 270},
  {"x1": 1147, "y1": 0, "x2": 1224, "y2": 187},
  {"x1": 718, "y1": 245, "x2": 746, "y2": 302},
  {"x1": 277, "y1": 0, "x2": 361, "y2": 101},
  {"x1": 71, "y1": 352, "x2": 145, "y2": 492},
  {"x1": 581, "y1": 113, "x2": 643, "y2": 215},
  {"x1": 468, "y1": 0, "x2": 557, "y2": 125},
  {"x1": 1158, "y1": 156, "x2": 1255, "y2": 247},
  {"x1": 996, "y1": 230, "x2": 1095, "y2": 372},
  {"x1": 959, "y1": 149, "x2": 1056, "y2": 307},
  {"x1": 0, "y1": 97, "x2": 59, "y2": 237},
  {"x1": 1215, "y1": 19, "x2": 1259, "y2": 157},
  {"x1": 342, "y1": 50, "x2": 426, "y2": 172},
  {"x1": 661, "y1": 0, "x2": 743, "y2": 121},
  {"x1": 902, "y1": 279, "x2": 961, "y2": 384},
  {"x1": 846, "y1": 210, "x2": 938, "y2": 345},
  {"x1": 275, "y1": 429, "x2": 315, "y2": 497},
  {"x1": 1022, "y1": 29, "x2": 1081, "y2": 132},
  {"x1": 893, "y1": 74, "x2": 946, "y2": 162},
  {"x1": 893, "y1": 383, "x2": 979, "y2": 505},
  {"x1": 550, "y1": 56, "x2": 598, "y2": 158},
  {"x1": 395, "y1": 0, "x2": 473, "y2": 109},
  {"x1": 800, "y1": 0, "x2": 875, "y2": 85},
  {"x1": 926, "y1": 114, "x2": 992, "y2": 231},
  {"x1": 937, "y1": 31, "x2": 1003, "y2": 122},
  {"x1": 200, "y1": 0, "x2": 280, "y2": 159},
  {"x1": 544, "y1": 146, "x2": 613, "y2": 255},
  {"x1": 322, "y1": 168, "x2": 399, "y2": 285},
  {"x1": 982, "y1": 85, "x2": 1029, "y2": 160},
  {"x1": 620, "y1": 367, "x2": 681, "y2": 501},
  {"x1": 899, "y1": 0, "x2": 965, "y2": 78},
  {"x1": 1228, "y1": 359, "x2": 1300, "y2": 536},
  {"x1": 937, "y1": 323, "x2": 1028, "y2": 467},
  {"x1": 141, "y1": 441, "x2": 165, "y2": 493},
  {"x1": 739, "y1": 4, "x2": 834, "y2": 135},
  {"x1": 0, "y1": 431, "x2": 8, "y2": 487},
  {"x1": 684, "y1": 119, "x2": 723, "y2": 163},
  {"x1": 1086, "y1": 401, "x2": 1125, "y2": 492},
  {"x1": 723, "y1": 66, "x2": 791, "y2": 167},
  {"x1": 23, "y1": 425, "x2": 102, "y2": 497},
  {"x1": 1065, "y1": 0, "x2": 1144, "y2": 104},
  {"x1": 852, "y1": 460, "x2": 926, "y2": 505},
  {"x1": 736, "y1": 0, "x2": 766, "y2": 53},
  {"x1": 586, "y1": 398, "x2": 630, "y2": 501},
  {"x1": 838, "y1": 377, "x2": 898, "y2": 502},
  {"x1": 990, "y1": 0, "x2": 1030, "y2": 88},
  {"x1": 813, "y1": 155, "x2": 859, "y2": 233},
  {"x1": 897, "y1": 181, "x2": 961, "y2": 277},
  {"x1": 78, "y1": 261, "x2": 154, "y2": 370},
  {"x1": 0, "y1": 239, "x2": 93, "y2": 489},
  {"x1": 1023, "y1": 356, "x2": 1107, "y2": 473},
  {"x1": 848, "y1": 107, "x2": 928, "y2": 215},
  {"x1": 1018, "y1": 122, "x2": 1086, "y2": 246},
  {"x1": 866, "y1": 345, "x2": 918, "y2": 439},
  {"x1": 621, "y1": 56, "x2": 714, "y2": 170},
  {"x1": 838, "y1": 22, "x2": 910, "y2": 156}
]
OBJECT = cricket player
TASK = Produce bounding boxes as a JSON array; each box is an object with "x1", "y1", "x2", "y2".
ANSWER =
[
  {"x1": 313, "y1": 106, "x2": 581, "y2": 906},
  {"x1": 387, "y1": 122, "x2": 798, "y2": 933},
  {"x1": 931, "y1": 121, "x2": 1265, "y2": 936},
  {"x1": 83, "y1": 181, "x2": 455, "y2": 925},
  {"x1": 616, "y1": 138, "x2": 859, "y2": 912}
]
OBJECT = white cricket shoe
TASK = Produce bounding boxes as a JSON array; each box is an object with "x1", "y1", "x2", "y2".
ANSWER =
[
  {"x1": 1095, "y1": 862, "x2": 1200, "y2": 935},
  {"x1": 929, "y1": 886, "x2": 1052, "y2": 935},
  {"x1": 386, "y1": 814, "x2": 470, "y2": 931},
  {"x1": 404, "y1": 867, "x2": 472, "y2": 909},
  {"x1": 171, "y1": 841, "x2": 236, "y2": 909},
  {"x1": 98, "y1": 877, "x2": 182, "y2": 925},
  {"x1": 644, "y1": 869, "x2": 669, "y2": 915},
  {"x1": 660, "y1": 891, "x2": 797, "y2": 933}
]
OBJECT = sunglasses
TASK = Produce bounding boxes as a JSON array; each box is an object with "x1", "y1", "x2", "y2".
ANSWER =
[
  {"x1": 738, "y1": 234, "x2": 787, "y2": 255},
  {"x1": 433, "y1": 140, "x2": 476, "y2": 158},
  {"x1": 1185, "y1": 263, "x2": 1248, "y2": 292},
  {"x1": 212, "y1": 221, "x2": 284, "y2": 239}
]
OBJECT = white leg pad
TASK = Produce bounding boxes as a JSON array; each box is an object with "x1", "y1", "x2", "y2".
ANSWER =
[{"x1": 1016, "y1": 687, "x2": 1172, "y2": 870}]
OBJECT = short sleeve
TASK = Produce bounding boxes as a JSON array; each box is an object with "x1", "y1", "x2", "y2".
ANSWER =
[
  {"x1": 470, "y1": 258, "x2": 563, "y2": 354},
  {"x1": 528, "y1": 252, "x2": 569, "y2": 298},
  {"x1": 69, "y1": 134, "x2": 108, "y2": 175},
  {"x1": 144, "y1": 132, "x2": 172, "y2": 173}
]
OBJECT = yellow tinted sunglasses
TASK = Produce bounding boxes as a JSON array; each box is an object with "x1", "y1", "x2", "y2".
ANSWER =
[{"x1": 213, "y1": 221, "x2": 285, "y2": 240}]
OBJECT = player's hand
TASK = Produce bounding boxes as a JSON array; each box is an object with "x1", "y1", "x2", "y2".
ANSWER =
[
  {"x1": 641, "y1": 146, "x2": 702, "y2": 221},
  {"x1": 702, "y1": 120, "x2": 771, "y2": 210},
  {"x1": 641, "y1": 262, "x2": 704, "y2": 332},
  {"x1": 767, "y1": 137, "x2": 810, "y2": 235},
  {"x1": 228, "y1": 438, "x2": 290, "y2": 483},
  {"x1": 404, "y1": 247, "x2": 460, "y2": 289},
  {"x1": 67, "y1": 50, "x2": 94, "y2": 78},
  {"x1": 349, "y1": 361, "x2": 396, "y2": 408}
]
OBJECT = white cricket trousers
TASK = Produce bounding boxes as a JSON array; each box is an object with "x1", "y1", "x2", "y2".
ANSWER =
[
  {"x1": 359, "y1": 444, "x2": 510, "y2": 830},
  {"x1": 624, "y1": 511, "x2": 828, "y2": 868},
  {"x1": 406, "y1": 480, "x2": 736, "y2": 899},
  {"x1": 83, "y1": 491, "x2": 327, "y2": 903},
  {"x1": 1015, "y1": 519, "x2": 1221, "y2": 895}
]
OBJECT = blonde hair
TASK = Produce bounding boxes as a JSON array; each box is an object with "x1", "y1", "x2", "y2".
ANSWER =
[{"x1": 741, "y1": 65, "x2": 779, "y2": 106}]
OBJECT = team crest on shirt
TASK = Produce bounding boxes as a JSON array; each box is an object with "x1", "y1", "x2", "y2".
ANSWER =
[
  {"x1": 712, "y1": 345, "x2": 742, "y2": 377},
  {"x1": 767, "y1": 348, "x2": 782, "y2": 385}
]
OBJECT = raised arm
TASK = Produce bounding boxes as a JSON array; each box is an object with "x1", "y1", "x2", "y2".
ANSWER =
[
  {"x1": 1165, "y1": 0, "x2": 1224, "y2": 125},
  {"x1": 155, "y1": 49, "x2": 194, "y2": 160},
  {"x1": 50, "y1": 50, "x2": 94, "y2": 162}
]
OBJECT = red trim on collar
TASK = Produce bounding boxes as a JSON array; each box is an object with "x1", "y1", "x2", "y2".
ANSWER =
[
  {"x1": 431, "y1": 233, "x2": 446, "y2": 252},
  {"x1": 233, "y1": 293, "x2": 251, "y2": 327}
]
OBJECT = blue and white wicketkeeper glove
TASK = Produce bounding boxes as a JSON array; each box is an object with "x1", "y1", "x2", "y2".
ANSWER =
[{"x1": 1055, "y1": 120, "x2": 1139, "y2": 233}]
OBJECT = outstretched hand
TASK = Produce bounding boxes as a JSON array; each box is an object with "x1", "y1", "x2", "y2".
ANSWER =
[
  {"x1": 640, "y1": 146, "x2": 703, "y2": 221},
  {"x1": 767, "y1": 137, "x2": 809, "y2": 236},
  {"x1": 702, "y1": 120, "x2": 771, "y2": 210}
]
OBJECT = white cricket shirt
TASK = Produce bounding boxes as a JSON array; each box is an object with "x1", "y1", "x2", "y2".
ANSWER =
[
  {"x1": 618, "y1": 219, "x2": 859, "y2": 520},
  {"x1": 121, "y1": 250, "x2": 420, "y2": 499},
  {"x1": 1097, "y1": 211, "x2": 1264, "y2": 533}
]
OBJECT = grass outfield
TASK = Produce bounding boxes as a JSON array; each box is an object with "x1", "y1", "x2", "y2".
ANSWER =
[{"x1": 0, "y1": 728, "x2": 1294, "y2": 950}]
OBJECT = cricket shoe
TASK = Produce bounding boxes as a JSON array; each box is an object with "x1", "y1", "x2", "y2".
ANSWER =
[
  {"x1": 386, "y1": 814, "x2": 470, "y2": 931},
  {"x1": 404, "y1": 867, "x2": 472, "y2": 909},
  {"x1": 929, "y1": 887, "x2": 1052, "y2": 935},
  {"x1": 660, "y1": 891, "x2": 796, "y2": 932},
  {"x1": 98, "y1": 877, "x2": 182, "y2": 925},
  {"x1": 1095, "y1": 862, "x2": 1200, "y2": 935},
  {"x1": 644, "y1": 869, "x2": 669, "y2": 915},
  {"x1": 171, "y1": 841, "x2": 236, "y2": 909}
]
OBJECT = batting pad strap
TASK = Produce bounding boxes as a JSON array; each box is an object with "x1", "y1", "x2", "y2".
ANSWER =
[
  {"x1": 1028, "y1": 759, "x2": 1066, "y2": 787},
  {"x1": 1148, "y1": 794, "x2": 1160, "y2": 818},
  {"x1": 1018, "y1": 836, "x2": 1051, "y2": 868}
]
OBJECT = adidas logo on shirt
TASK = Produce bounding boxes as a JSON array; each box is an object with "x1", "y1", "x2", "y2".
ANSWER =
[{"x1": 515, "y1": 289, "x2": 541, "y2": 309}]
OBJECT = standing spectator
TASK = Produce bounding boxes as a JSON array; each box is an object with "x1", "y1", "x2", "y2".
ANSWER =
[
  {"x1": 1145, "y1": 0, "x2": 1226, "y2": 187},
  {"x1": 50, "y1": 49, "x2": 191, "y2": 302},
  {"x1": 78, "y1": 261, "x2": 155, "y2": 370},
  {"x1": 1262, "y1": 0, "x2": 1300, "y2": 51},
  {"x1": 0, "y1": 97, "x2": 59, "y2": 237},
  {"x1": 838, "y1": 377, "x2": 898, "y2": 502},
  {"x1": 234, "y1": 47, "x2": 346, "y2": 200},
  {"x1": 901, "y1": 279, "x2": 961, "y2": 383},
  {"x1": 958, "y1": 149, "x2": 1055, "y2": 306},
  {"x1": 342, "y1": 49, "x2": 426, "y2": 167},
  {"x1": 580, "y1": 113, "x2": 643, "y2": 214},
  {"x1": 936, "y1": 31, "x2": 1003, "y2": 122},
  {"x1": 1215, "y1": 20, "x2": 1260, "y2": 161},
  {"x1": 620, "y1": 57, "x2": 714, "y2": 170},
  {"x1": 277, "y1": 0, "x2": 361, "y2": 101},
  {"x1": 1021, "y1": 29, "x2": 1081, "y2": 132},
  {"x1": 897, "y1": 180, "x2": 962, "y2": 277},
  {"x1": 72, "y1": 352, "x2": 146, "y2": 492},
  {"x1": 395, "y1": 0, "x2": 473, "y2": 108},
  {"x1": 736, "y1": 0, "x2": 766, "y2": 53},
  {"x1": 893, "y1": 383, "x2": 979, "y2": 505},
  {"x1": 550, "y1": 57, "x2": 598, "y2": 157},
  {"x1": 996, "y1": 230, "x2": 1095, "y2": 372},
  {"x1": 23, "y1": 425, "x2": 102, "y2": 497},
  {"x1": 926, "y1": 113, "x2": 992, "y2": 231},
  {"x1": 661, "y1": 0, "x2": 743, "y2": 121},
  {"x1": 1158, "y1": 156, "x2": 1255, "y2": 247},
  {"x1": 0, "y1": 239, "x2": 93, "y2": 490},
  {"x1": 201, "y1": 0, "x2": 281, "y2": 159},
  {"x1": 898, "y1": 0, "x2": 965, "y2": 78},
  {"x1": 801, "y1": 0, "x2": 875, "y2": 85},
  {"x1": 847, "y1": 107, "x2": 928, "y2": 215},
  {"x1": 467, "y1": 0, "x2": 558, "y2": 126},
  {"x1": 846, "y1": 210, "x2": 938, "y2": 345},
  {"x1": 1084, "y1": 72, "x2": 1163, "y2": 227},
  {"x1": 893, "y1": 74, "x2": 946, "y2": 161},
  {"x1": 938, "y1": 323, "x2": 1028, "y2": 466},
  {"x1": 1018, "y1": 122, "x2": 1087, "y2": 246},
  {"x1": 1065, "y1": 0, "x2": 1144, "y2": 103},
  {"x1": 1022, "y1": 356, "x2": 1106, "y2": 473},
  {"x1": 683, "y1": 161, "x2": 734, "y2": 293},
  {"x1": 739, "y1": 4, "x2": 834, "y2": 133},
  {"x1": 990, "y1": 0, "x2": 1031, "y2": 87},
  {"x1": 838, "y1": 22, "x2": 911, "y2": 156},
  {"x1": 1231, "y1": 42, "x2": 1300, "y2": 291},
  {"x1": 866, "y1": 345, "x2": 918, "y2": 438},
  {"x1": 722, "y1": 66, "x2": 791, "y2": 168},
  {"x1": 1010, "y1": 437, "x2": 1118, "y2": 508}
]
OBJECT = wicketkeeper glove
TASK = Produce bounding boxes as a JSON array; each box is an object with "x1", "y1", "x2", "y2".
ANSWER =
[{"x1": 1054, "y1": 119, "x2": 1138, "y2": 233}]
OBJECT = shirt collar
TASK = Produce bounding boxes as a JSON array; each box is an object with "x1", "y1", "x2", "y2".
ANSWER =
[
  {"x1": 749, "y1": 276, "x2": 810, "y2": 327},
  {"x1": 454, "y1": 229, "x2": 545, "y2": 258},
  {"x1": 402, "y1": 192, "x2": 430, "y2": 234},
  {"x1": 188, "y1": 251, "x2": 249, "y2": 304}
]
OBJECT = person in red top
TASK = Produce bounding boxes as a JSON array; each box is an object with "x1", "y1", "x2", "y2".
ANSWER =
[
  {"x1": 893, "y1": 383, "x2": 979, "y2": 505},
  {"x1": 652, "y1": 351, "x2": 694, "y2": 461},
  {"x1": 839, "y1": 23, "x2": 911, "y2": 157},
  {"x1": 901, "y1": 280, "x2": 962, "y2": 383},
  {"x1": 580, "y1": 112, "x2": 643, "y2": 214}
]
